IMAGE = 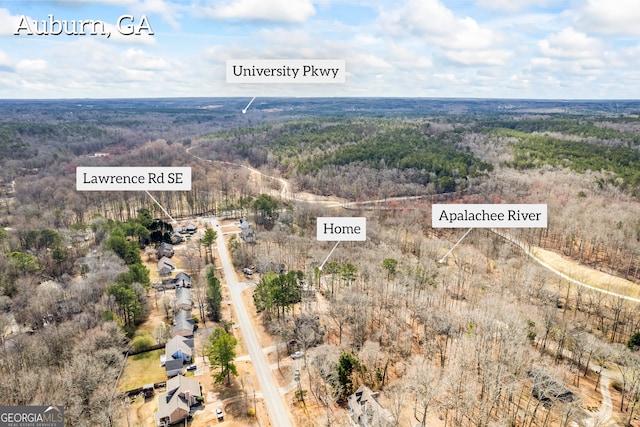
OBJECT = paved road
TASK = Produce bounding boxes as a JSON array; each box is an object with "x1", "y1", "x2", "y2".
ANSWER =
[{"x1": 211, "y1": 217, "x2": 293, "y2": 427}]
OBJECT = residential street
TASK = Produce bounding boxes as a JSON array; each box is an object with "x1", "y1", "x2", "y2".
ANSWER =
[{"x1": 210, "y1": 217, "x2": 293, "y2": 427}]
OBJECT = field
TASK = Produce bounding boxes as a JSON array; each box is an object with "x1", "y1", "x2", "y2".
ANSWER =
[{"x1": 118, "y1": 349, "x2": 166, "y2": 392}]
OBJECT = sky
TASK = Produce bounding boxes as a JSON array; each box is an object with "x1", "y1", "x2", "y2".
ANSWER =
[{"x1": 1, "y1": 0, "x2": 640, "y2": 99}]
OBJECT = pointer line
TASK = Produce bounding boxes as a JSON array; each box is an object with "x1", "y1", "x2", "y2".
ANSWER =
[
  {"x1": 319, "y1": 241, "x2": 341, "y2": 271},
  {"x1": 242, "y1": 96, "x2": 256, "y2": 114},
  {"x1": 438, "y1": 227, "x2": 473, "y2": 263},
  {"x1": 145, "y1": 190, "x2": 177, "y2": 224}
]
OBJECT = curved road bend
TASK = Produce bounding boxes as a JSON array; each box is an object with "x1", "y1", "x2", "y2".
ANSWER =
[{"x1": 211, "y1": 217, "x2": 293, "y2": 427}]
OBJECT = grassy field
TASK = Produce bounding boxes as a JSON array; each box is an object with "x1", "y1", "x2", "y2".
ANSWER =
[
  {"x1": 118, "y1": 349, "x2": 166, "y2": 392},
  {"x1": 533, "y1": 247, "x2": 640, "y2": 300}
]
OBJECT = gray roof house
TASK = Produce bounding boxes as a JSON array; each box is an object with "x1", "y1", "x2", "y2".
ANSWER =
[
  {"x1": 155, "y1": 375, "x2": 201, "y2": 427},
  {"x1": 165, "y1": 358, "x2": 184, "y2": 378},
  {"x1": 157, "y1": 242, "x2": 174, "y2": 259},
  {"x1": 170, "y1": 309, "x2": 195, "y2": 338},
  {"x1": 157, "y1": 257, "x2": 176, "y2": 277},
  {"x1": 165, "y1": 335, "x2": 194, "y2": 364},
  {"x1": 175, "y1": 287, "x2": 192, "y2": 311},
  {"x1": 172, "y1": 272, "x2": 192, "y2": 288},
  {"x1": 347, "y1": 386, "x2": 394, "y2": 427}
]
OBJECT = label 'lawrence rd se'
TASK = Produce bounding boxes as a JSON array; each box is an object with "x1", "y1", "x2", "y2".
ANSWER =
[
  {"x1": 432, "y1": 204, "x2": 547, "y2": 228},
  {"x1": 76, "y1": 167, "x2": 191, "y2": 191}
]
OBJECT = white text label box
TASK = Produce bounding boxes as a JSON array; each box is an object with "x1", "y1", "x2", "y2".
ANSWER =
[
  {"x1": 317, "y1": 217, "x2": 366, "y2": 241},
  {"x1": 76, "y1": 167, "x2": 191, "y2": 191},
  {"x1": 227, "y1": 59, "x2": 346, "y2": 84},
  {"x1": 432, "y1": 204, "x2": 547, "y2": 228}
]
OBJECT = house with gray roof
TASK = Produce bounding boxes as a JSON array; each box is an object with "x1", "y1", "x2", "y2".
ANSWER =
[
  {"x1": 174, "y1": 287, "x2": 192, "y2": 311},
  {"x1": 157, "y1": 257, "x2": 176, "y2": 277},
  {"x1": 165, "y1": 335, "x2": 193, "y2": 364},
  {"x1": 170, "y1": 309, "x2": 195, "y2": 338},
  {"x1": 155, "y1": 375, "x2": 201, "y2": 426},
  {"x1": 172, "y1": 272, "x2": 191, "y2": 288},
  {"x1": 164, "y1": 358, "x2": 184, "y2": 378},
  {"x1": 157, "y1": 242, "x2": 174, "y2": 259},
  {"x1": 347, "y1": 385, "x2": 394, "y2": 427}
]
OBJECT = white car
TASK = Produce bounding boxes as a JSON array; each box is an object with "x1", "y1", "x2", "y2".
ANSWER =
[
  {"x1": 216, "y1": 407, "x2": 224, "y2": 421},
  {"x1": 291, "y1": 351, "x2": 304, "y2": 359}
]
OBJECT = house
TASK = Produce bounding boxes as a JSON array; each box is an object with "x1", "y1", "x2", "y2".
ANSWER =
[
  {"x1": 527, "y1": 370, "x2": 577, "y2": 404},
  {"x1": 174, "y1": 287, "x2": 192, "y2": 311},
  {"x1": 155, "y1": 375, "x2": 202, "y2": 427},
  {"x1": 157, "y1": 257, "x2": 176, "y2": 277},
  {"x1": 157, "y1": 242, "x2": 174, "y2": 259},
  {"x1": 239, "y1": 219, "x2": 256, "y2": 243},
  {"x1": 170, "y1": 309, "x2": 195, "y2": 338},
  {"x1": 347, "y1": 386, "x2": 394, "y2": 427},
  {"x1": 255, "y1": 261, "x2": 286, "y2": 274},
  {"x1": 165, "y1": 335, "x2": 194, "y2": 364},
  {"x1": 172, "y1": 272, "x2": 192, "y2": 288},
  {"x1": 165, "y1": 358, "x2": 184, "y2": 378}
]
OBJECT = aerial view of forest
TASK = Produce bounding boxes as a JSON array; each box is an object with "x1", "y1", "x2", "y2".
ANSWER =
[{"x1": 0, "y1": 97, "x2": 639, "y2": 427}]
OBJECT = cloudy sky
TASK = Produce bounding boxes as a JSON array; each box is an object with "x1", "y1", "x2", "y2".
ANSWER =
[{"x1": 1, "y1": 0, "x2": 640, "y2": 99}]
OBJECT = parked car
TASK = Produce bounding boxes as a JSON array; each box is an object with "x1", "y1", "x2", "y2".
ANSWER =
[
  {"x1": 291, "y1": 351, "x2": 304, "y2": 359},
  {"x1": 216, "y1": 407, "x2": 224, "y2": 421},
  {"x1": 243, "y1": 267, "x2": 253, "y2": 275},
  {"x1": 142, "y1": 384, "x2": 154, "y2": 398},
  {"x1": 186, "y1": 364, "x2": 197, "y2": 371}
]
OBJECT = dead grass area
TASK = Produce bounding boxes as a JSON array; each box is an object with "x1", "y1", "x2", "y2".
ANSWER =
[
  {"x1": 135, "y1": 291, "x2": 172, "y2": 344},
  {"x1": 533, "y1": 247, "x2": 640, "y2": 300},
  {"x1": 127, "y1": 394, "x2": 158, "y2": 427},
  {"x1": 190, "y1": 358, "x2": 269, "y2": 427},
  {"x1": 118, "y1": 349, "x2": 165, "y2": 392},
  {"x1": 241, "y1": 286, "x2": 278, "y2": 349},
  {"x1": 274, "y1": 363, "x2": 295, "y2": 388}
]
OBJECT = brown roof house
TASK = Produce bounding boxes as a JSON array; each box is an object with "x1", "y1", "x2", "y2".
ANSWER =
[
  {"x1": 347, "y1": 385, "x2": 394, "y2": 427},
  {"x1": 154, "y1": 375, "x2": 202, "y2": 426}
]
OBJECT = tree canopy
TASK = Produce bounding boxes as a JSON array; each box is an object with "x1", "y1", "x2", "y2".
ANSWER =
[{"x1": 206, "y1": 327, "x2": 238, "y2": 385}]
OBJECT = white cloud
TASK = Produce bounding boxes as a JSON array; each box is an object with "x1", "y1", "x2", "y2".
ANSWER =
[
  {"x1": 0, "y1": 8, "x2": 29, "y2": 35},
  {"x1": 0, "y1": 50, "x2": 12, "y2": 68},
  {"x1": 5, "y1": 38, "x2": 190, "y2": 97},
  {"x1": 445, "y1": 49, "x2": 512, "y2": 66},
  {"x1": 16, "y1": 59, "x2": 47, "y2": 73},
  {"x1": 575, "y1": 0, "x2": 640, "y2": 36},
  {"x1": 385, "y1": 42, "x2": 432, "y2": 69},
  {"x1": 200, "y1": 0, "x2": 315, "y2": 23},
  {"x1": 379, "y1": 0, "x2": 513, "y2": 67},
  {"x1": 122, "y1": 48, "x2": 170, "y2": 69},
  {"x1": 538, "y1": 27, "x2": 602, "y2": 59},
  {"x1": 475, "y1": 0, "x2": 556, "y2": 13},
  {"x1": 382, "y1": 0, "x2": 498, "y2": 50},
  {"x1": 56, "y1": 0, "x2": 181, "y2": 28}
]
